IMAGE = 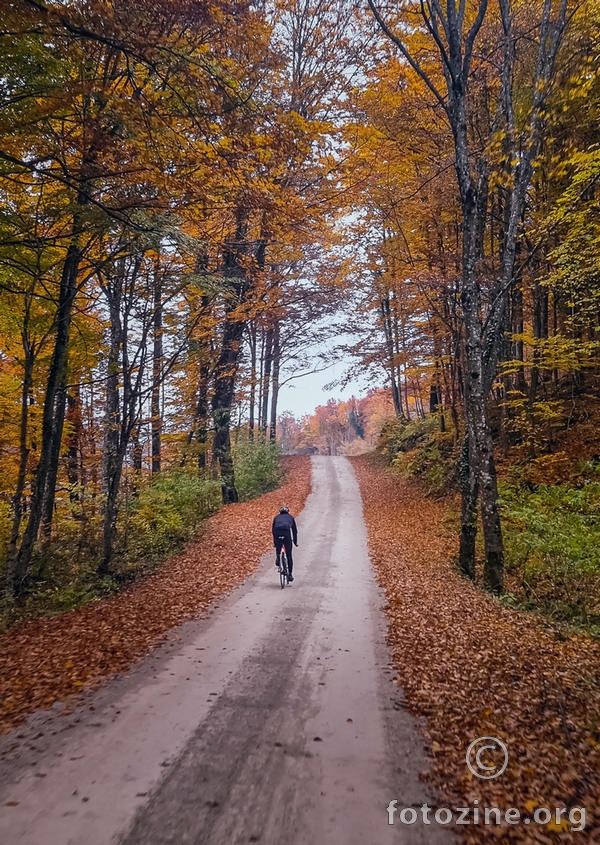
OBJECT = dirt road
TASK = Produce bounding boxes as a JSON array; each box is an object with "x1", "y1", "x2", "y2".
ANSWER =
[{"x1": 0, "y1": 457, "x2": 446, "y2": 844}]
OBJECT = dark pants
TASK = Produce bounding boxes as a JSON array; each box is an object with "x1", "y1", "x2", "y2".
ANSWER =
[{"x1": 275, "y1": 535, "x2": 293, "y2": 574}]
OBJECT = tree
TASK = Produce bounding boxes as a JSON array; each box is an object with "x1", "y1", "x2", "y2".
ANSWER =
[{"x1": 368, "y1": 0, "x2": 570, "y2": 590}]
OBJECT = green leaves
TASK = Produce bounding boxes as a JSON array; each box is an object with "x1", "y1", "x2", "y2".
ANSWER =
[
  {"x1": 232, "y1": 434, "x2": 282, "y2": 501},
  {"x1": 501, "y1": 480, "x2": 600, "y2": 628}
]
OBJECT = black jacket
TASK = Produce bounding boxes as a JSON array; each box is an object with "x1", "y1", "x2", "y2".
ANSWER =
[{"x1": 272, "y1": 512, "x2": 298, "y2": 544}]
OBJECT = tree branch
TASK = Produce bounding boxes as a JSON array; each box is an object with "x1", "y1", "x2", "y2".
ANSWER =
[{"x1": 367, "y1": 0, "x2": 449, "y2": 113}]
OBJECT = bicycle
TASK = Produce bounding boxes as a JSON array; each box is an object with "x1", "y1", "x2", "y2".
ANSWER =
[{"x1": 277, "y1": 540, "x2": 290, "y2": 588}]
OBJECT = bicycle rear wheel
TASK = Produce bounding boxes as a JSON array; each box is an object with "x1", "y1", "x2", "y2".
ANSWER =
[{"x1": 280, "y1": 551, "x2": 287, "y2": 588}]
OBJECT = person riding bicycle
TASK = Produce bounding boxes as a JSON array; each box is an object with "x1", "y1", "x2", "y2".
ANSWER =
[{"x1": 272, "y1": 506, "x2": 298, "y2": 583}]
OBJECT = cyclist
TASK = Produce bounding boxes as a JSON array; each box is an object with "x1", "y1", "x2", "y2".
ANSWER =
[{"x1": 272, "y1": 506, "x2": 298, "y2": 583}]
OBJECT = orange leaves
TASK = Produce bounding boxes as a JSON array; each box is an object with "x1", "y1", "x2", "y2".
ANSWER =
[
  {"x1": 352, "y1": 454, "x2": 600, "y2": 843},
  {"x1": 0, "y1": 456, "x2": 311, "y2": 737}
]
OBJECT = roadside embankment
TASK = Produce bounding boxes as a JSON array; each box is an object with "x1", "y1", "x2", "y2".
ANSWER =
[
  {"x1": 0, "y1": 456, "x2": 311, "y2": 736},
  {"x1": 352, "y1": 453, "x2": 600, "y2": 843}
]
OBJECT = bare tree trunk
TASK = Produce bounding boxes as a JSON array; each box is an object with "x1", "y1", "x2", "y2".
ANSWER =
[
  {"x1": 257, "y1": 329, "x2": 265, "y2": 431},
  {"x1": 403, "y1": 374, "x2": 410, "y2": 420},
  {"x1": 479, "y1": 436, "x2": 504, "y2": 592},
  {"x1": 99, "y1": 275, "x2": 123, "y2": 576},
  {"x1": 66, "y1": 386, "x2": 84, "y2": 513},
  {"x1": 261, "y1": 325, "x2": 273, "y2": 436},
  {"x1": 530, "y1": 276, "x2": 549, "y2": 402},
  {"x1": 5, "y1": 346, "x2": 34, "y2": 597},
  {"x1": 98, "y1": 256, "x2": 148, "y2": 575},
  {"x1": 381, "y1": 297, "x2": 403, "y2": 418},
  {"x1": 458, "y1": 434, "x2": 478, "y2": 580},
  {"x1": 211, "y1": 213, "x2": 249, "y2": 503},
  {"x1": 248, "y1": 321, "x2": 257, "y2": 442},
  {"x1": 101, "y1": 445, "x2": 126, "y2": 576},
  {"x1": 393, "y1": 293, "x2": 411, "y2": 419},
  {"x1": 15, "y1": 238, "x2": 81, "y2": 591},
  {"x1": 195, "y1": 364, "x2": 210, "y2": 472},
  {"x1": 269, "y1": 320, "x2": 280, "y2": 441},
  {"x1": 151, "y1": 266, "x2": 163, "y2": 474},
  {"x1": 512, "y1": 276, "x2": 527, "y2": 395},
  {"x1": 131, "y1": 428, "x2": 143, "y2": 473}
]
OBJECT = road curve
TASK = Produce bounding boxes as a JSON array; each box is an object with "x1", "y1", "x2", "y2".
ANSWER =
[{"x1": 0, "y1": 456, "x2": 447, "y2": 844}]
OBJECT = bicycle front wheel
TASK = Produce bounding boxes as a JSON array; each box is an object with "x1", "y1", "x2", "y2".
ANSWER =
[{"x1": 280, "y1": 552, "x2": 287, "y2": 589}]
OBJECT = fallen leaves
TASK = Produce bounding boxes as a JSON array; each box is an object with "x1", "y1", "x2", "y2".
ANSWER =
[
  {"x1": 351, "y1": 454, "x2": 600, "y2": 843},
  {"x1": 0, "y1": 457, "x2": 311, "y2": 736}
]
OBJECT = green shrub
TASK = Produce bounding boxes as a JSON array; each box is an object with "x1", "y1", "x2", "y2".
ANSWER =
[
  {"x1": 0, "y1": 470, "x2": 221, "y2": 628},
  {"x1": 124, "y1": 469, "x2": 221, "y2": 561},
  {"x1": 379, "y1": 415, "x2": 457, "y2": 494},
  {"x1": 233, "y1": 433, "x2": 282, "y2": 501},
  {"x1": 500, "y1": 481, "x2": 600, "y2": 630}
]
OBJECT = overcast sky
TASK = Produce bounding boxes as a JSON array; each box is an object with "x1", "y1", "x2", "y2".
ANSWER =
[{"x1": 277, "y1": 357, "x2": 374, "y2": 419}]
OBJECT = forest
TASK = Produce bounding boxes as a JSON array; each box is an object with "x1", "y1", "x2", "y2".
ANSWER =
[{"x1": 1, "y1": 0, "x2": 599, "y2": 624}]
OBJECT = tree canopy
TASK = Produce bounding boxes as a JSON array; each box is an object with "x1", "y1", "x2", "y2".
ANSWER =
[{"x1": 1, "y1": 0, "x2": 599, "y2": 599}]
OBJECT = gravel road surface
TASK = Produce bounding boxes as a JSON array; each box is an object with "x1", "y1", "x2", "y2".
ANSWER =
[{"x1": 0, "y1": 456, "x2": 448, "y2": 844}]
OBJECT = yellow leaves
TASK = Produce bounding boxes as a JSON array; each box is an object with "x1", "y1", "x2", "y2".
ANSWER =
[
  {"x1": 504, "y1": 334, "x2": 599, "y2": 374},
  {"x1": 522, "y1": 800, "x2": 572, "y2": 832},
  {"x1": 546, "y1": 816, "x2": 572, "y2": 832}
]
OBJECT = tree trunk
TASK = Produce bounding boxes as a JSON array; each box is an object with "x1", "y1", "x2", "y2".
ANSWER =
[
  {"x1": 211, "y1": 213, "x2": 248, "y2": 503},
  {"x1": 248, "y1": 321, "x2": 257, "y2": 442},
  {"x1": 99, "y1": 279, "x2": 123, "y2": 576},
  {"x1": 454, "y1": 112, "x2": 491, "y2": 585},
  {"x1": 512, "y1": 276, "x2": 527, "y2": 395},
  {"x1": 66, "y1": 387, "x2": 84, "y2": 513},
  {"x1": 99, "y1": 255, "x2": 148, "y2": 574},
  {"x1": 479, "y1": 436, "x2": 504, "y2": 592},
  {"x1": 101, "y1": 444, "x2": 126, "y2": 576},
  {"x1": 458, "y1": 434, "x2": 477, "y2": 580},
  {"x1": 131, "y1": 428, "x2": 143, "y2": 473},
  {"x1": 212, "y1": 298, "x2": 245, "y2": 502},
  {"x1": 5, "y1": 346, "x2": 34, "y2": 597},
  {"x1": 260, "y1": 325, "x2": 273, "y2": 436},
  {"x1": 381, "y1": 297, "x2": 403, "y2": 418},
  {"x1": 195, "y1": 363, "x2": 210, "y2": 472},
  {"x1": 15, "y1": 238, "x2": 81, "y2": 591},
  {"x1": 257, "y1": 329, "x2": 265, "y2": 431},
  {"x1": 151, "y1": 266, "x2": 163, "y2": 474},
  {"x1": 530, "y1": 276, "x2": 549, "y2": 403},
  {"x1": 269, "y1": 320, "x2": 280, "y2": 441},
  {"x1": 212, "y1": 405, "x2": 238, "y2": 503}
]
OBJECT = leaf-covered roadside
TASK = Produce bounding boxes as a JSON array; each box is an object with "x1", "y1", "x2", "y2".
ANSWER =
[
  {"x1": 351, "y1": 454, "x2": 600, "y2": 843},
  {"x1": 0, "y1": 457, "x2": 311, "y2": 737}
]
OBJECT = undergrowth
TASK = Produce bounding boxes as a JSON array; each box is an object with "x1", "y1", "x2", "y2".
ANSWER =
[
  {"x1": 233, "y1": 432, "x2": 282, "y2": 501},
  {"x1": 378, "y1": 413, "x2": 600, "y2": 635},
  {"x1": 379, "y1": 414, "x2": 458, "y2": 494},
  {"x1": 500, "y1": 466, "x2": 600, "y2": 634},
  {"x1": 1, "y1": 470, "x2": 222, "y2": 627},
  {"x1": 0, "y1": 436, "x2": 284, "y2": 629}
]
